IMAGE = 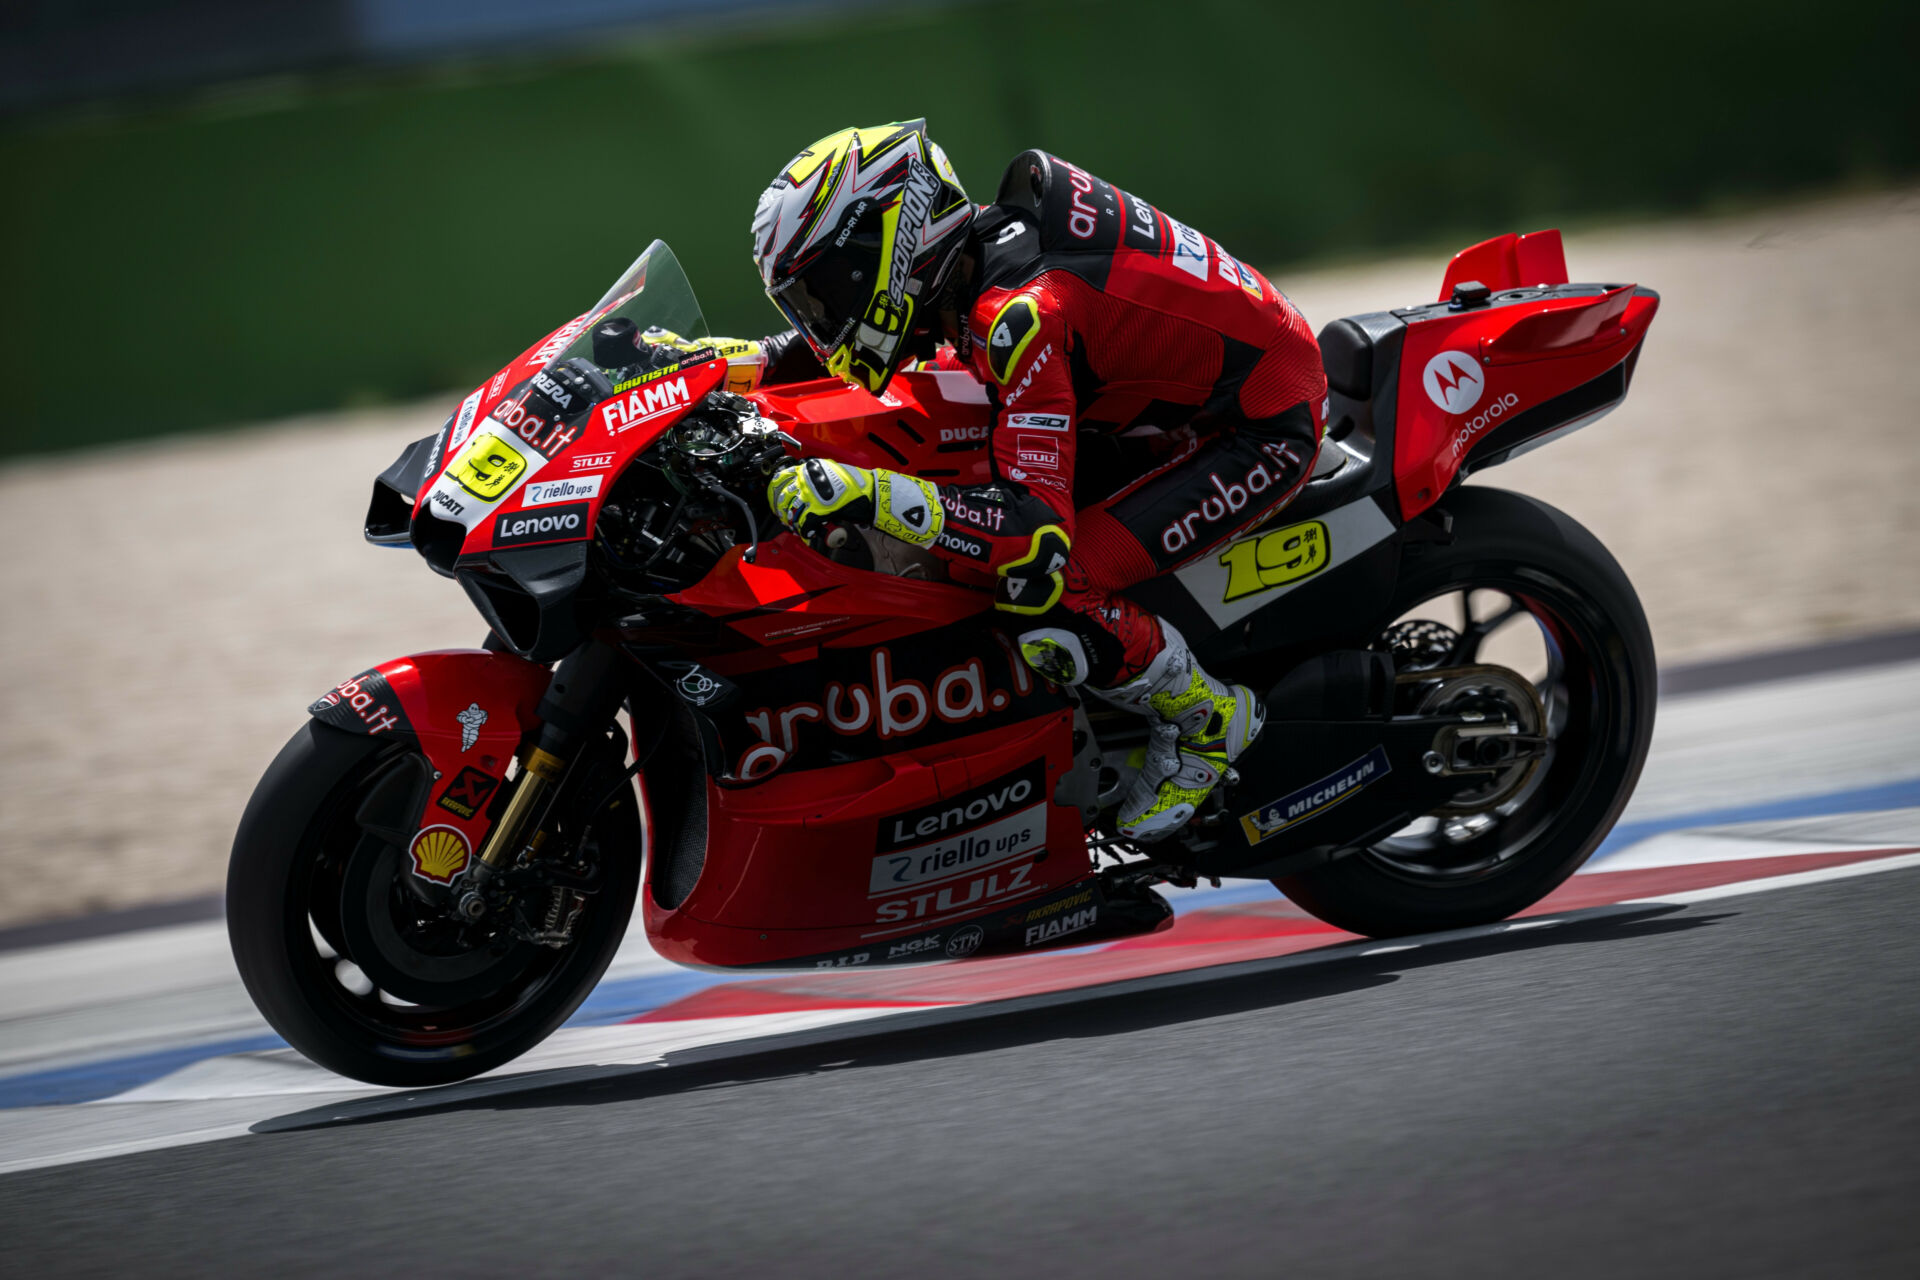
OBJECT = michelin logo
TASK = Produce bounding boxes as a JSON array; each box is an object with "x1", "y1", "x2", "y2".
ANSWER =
[{"x1": 1239, "y1": 745, "x2": 1391, "y2": 846}]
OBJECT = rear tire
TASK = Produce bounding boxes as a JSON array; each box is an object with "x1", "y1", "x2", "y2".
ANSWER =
[
  {"x1": 1273, "y1": 487, "x2": 1655, "y2": 937},
  {"x1": 227, "y1": 721, "x2": 640, "y2": 1087}
]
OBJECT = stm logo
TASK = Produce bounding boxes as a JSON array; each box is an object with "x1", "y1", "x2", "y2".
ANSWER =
[{"x1": 1422, "y1": 350, "x2": 1485, "y2": 415}]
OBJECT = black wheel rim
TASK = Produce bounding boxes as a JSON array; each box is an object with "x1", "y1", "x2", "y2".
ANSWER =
[
  {"x1": 1361, "y1": 564, "x2": 1632, "y2": 885},
  {"x1": 280, "y1": 746, "x2": 607, "y2": 1065}
]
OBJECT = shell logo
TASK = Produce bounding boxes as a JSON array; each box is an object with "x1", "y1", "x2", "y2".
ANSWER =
[{"x1": 409, "y1": 825, "x2": 472, "y2": 884}]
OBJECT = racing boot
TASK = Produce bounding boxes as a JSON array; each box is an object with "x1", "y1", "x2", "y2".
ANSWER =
[{"x1": 1095, "y1": 624, "x2": 1264, "y2": 842}]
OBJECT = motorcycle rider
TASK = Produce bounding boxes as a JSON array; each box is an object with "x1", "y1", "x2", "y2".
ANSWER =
[{"x1": 685, "y1": 121, "x2": 1328, "y2": 841}]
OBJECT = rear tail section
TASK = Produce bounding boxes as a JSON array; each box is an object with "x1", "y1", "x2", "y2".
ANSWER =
[
  {"x1": 1386, "y1": 229, "x2": 1659, "y2": 517},
  {"x1": 1438, "y1": 229, "x2": 1570, "y2": 300}
]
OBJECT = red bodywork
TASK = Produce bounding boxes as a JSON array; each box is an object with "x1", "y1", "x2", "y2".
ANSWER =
[
  {"x1": 1394, "y1": 231, "x2": 1659, "y2": 518},
  {"x1": 329, "y1": 227, "x2": 1654, "y2": 968},
  {"x1": 426, "y1": 318, "x2": 996, "y2": 568},
  {"x1": 647, "y1": 534, "x2": 1092, "y2": 967},
  {"x1": 310, "y1": 650, "x2": 554, "y2": 876}
]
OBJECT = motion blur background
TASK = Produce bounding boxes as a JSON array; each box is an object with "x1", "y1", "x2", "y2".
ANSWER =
[{"x1": 2, "y1": 0, "x2": 1917, "y2": 925}]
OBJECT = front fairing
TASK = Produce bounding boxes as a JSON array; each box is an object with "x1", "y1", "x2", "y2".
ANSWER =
[
  {"x1": 408, "y1": 240, "x2": 719, "y2": 569},
  {"x1": 361, "y1": 242, "x2": 739, "y2": 657}
]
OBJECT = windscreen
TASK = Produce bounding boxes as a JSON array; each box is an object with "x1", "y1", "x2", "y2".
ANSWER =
[{"x1": 541, "y1": 240, "x2": 710, "y2": 375}]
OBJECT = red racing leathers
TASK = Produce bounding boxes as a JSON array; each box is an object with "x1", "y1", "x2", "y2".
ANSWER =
[{"x1": 919, "y1": 151, "x2": 1328, "y2": 685}]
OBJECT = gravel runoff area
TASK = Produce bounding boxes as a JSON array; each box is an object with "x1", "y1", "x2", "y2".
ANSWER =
[{"x1": 2, "y1": 188, "x2": 1915, "y2": 928}]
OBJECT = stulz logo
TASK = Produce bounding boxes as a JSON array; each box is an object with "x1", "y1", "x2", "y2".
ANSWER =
[
  {"x1": 1450, "y1": 392, "x2": 1522, "y2": 458},
  {"x1": 1015, "y1": 434, "x2": 1060, "y2": 471},
  {"x1": 494, "y1": 501, "x2": 588, "y2": 548},
  {"x1": 600, "y1": 376, "x2": 691, "y2": 434},
  {"x1": 1423, "y1": 350, "x2": 1485, "y2": 415},
  {"x1": 572, "y1": 452, "x2": 614, "y2": 471},
  {"x1": 523, "y1": 476, "x2": 602, "y2": 506},
  {"x1": 875, "y1": 861, "x2": 1034, "y2": 925}
]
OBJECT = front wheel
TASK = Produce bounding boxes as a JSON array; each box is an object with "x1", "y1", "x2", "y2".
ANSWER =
[
  {"x1": 227, "y1": 721, "x2": 641, "y2": 1087},
  {"x1": 1273, "y1": 486, "x2": 1656, "y2": 937}
]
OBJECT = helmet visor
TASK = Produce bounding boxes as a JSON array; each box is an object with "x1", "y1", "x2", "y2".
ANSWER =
[{"x1": 767, "y1": 206, "x2": 888, "y2": 358}]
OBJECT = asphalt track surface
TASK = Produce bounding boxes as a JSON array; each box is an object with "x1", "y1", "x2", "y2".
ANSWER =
[
  {"x1": 3, "y1": 646, "x2": 1919, "y2": 1276},
  {"x1": 1, "y1": 868, "x2": 1914, "y2": 1278}
]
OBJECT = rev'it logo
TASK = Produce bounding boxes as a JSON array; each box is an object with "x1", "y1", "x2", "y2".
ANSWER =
[{"x1": 1422, "y1": 350, "x2": 1485, "y2": 415}]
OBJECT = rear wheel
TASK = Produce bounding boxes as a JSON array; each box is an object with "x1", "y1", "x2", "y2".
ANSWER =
[
  {"x1": 1273, "y1": 487, "x2": 1655, "y2": 937},
  {"x1": 227, "y1": 722, "x2": 641, "y2": 1087}
]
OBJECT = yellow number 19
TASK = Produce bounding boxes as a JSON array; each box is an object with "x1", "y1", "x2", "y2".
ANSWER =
[{"x1": 1219, "y1": 520, "x2": 1330, "y2": 602}]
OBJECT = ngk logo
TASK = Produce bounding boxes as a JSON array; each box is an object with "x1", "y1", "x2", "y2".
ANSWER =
[{"x1": 1422, "y1": 350, "x2": 1485, "y2": 415}]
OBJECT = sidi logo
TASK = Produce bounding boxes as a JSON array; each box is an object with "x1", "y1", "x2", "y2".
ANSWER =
[{"x1": 1423, "y1": 350, "x2": 1485, "y2": 415}]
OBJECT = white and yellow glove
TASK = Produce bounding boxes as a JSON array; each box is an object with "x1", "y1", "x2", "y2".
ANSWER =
[
  {"x1": 767, "y1": 459, "x2": 944, "y2": 549},
  {"x1": 643, "y1": 328, "x2": 767, "y2": 395}
]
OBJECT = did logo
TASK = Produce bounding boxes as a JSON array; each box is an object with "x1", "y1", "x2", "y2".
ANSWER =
[{"x1": 1422, "y1": 350, "x2": 1485, "y2": 415}]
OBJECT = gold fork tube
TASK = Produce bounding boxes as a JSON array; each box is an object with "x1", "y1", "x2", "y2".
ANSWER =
[{"x1": 476, "y1": 747, "x2": 567, "y2": 869}]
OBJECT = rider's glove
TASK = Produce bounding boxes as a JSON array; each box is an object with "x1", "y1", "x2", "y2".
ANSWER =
[
  {"x1": 646, "y1": 328, "x2": 768, "y2": 395},
  {"x1": 767, "y1": 459, "x2": 944, "y2": 549}
]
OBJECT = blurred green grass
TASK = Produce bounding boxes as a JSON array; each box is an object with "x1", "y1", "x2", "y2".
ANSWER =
[{"x1": 2, "y1": 0, "x2": 1912, "y2": 455}]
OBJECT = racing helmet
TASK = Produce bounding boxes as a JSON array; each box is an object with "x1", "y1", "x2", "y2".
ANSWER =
[{"x1": 752, "y1": 120, "x2": 975, "y2": 394}]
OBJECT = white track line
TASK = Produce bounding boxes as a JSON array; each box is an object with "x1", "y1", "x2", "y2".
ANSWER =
[
  {"x1": 1628, "y1": 850, "x2": 1920, "y2": 905},
  {"x1": 3, "y1": 849, "x2": 1916, "y2": 1177}
]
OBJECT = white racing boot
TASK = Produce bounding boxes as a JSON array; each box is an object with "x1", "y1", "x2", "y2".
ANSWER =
[{"x1": 1095, "y1": 624, "x2": 1265, "y2": 842}]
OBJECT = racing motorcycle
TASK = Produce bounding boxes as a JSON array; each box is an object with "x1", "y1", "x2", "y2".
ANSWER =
[{"x1": 228, "y1": 231, "x2": 1660, "y2": 1086}]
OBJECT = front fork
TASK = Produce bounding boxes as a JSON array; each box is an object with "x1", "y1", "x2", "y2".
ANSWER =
[{"x1": 455, "y1": 641, "x2": 629, "y2": 924}]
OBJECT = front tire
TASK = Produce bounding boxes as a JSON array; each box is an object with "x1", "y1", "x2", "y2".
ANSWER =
[
  {"x1": 1273, "y1": 487, "x2": 1656, "y2": 937},
  {"x1": 227, "y1": 721, "x2": 640, "y2": 1087}
]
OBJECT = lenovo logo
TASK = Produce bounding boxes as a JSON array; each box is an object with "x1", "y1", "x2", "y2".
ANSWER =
[{"x1": 494, "y1": 502, "x2": 588, "y2": 548}]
